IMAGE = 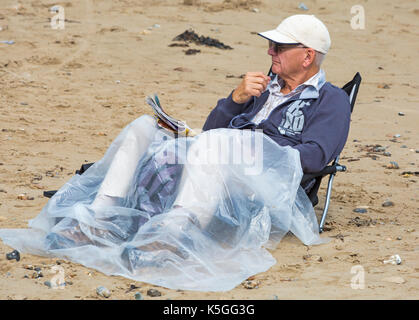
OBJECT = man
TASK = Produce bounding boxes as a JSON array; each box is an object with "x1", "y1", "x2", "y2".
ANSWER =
[
  {"x1": 91, "y1": 14, "x2": 350, "y2": 212},
  {"x1": 0, "y1": 14, "x2": 350, "y2": 292},
  {"x1": 203, "y1": 14, "x2": 351, "y2": 174}
]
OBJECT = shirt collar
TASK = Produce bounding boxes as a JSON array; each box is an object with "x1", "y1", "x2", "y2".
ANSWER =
[{"x1": 268, "y1": 69, "x2": 326, "y2": 97}]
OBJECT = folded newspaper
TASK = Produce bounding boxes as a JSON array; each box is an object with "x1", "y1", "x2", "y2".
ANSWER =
[{"x1": 146, "y1": 94, "x2": 196, "y2": 136}]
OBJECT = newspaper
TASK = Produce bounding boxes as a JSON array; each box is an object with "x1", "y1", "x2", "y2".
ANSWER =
[{"x1": 146, "y1": 94, "x2": 196, "y2": 136}]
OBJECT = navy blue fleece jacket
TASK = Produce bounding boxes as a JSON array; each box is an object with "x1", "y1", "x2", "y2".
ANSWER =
[{"x1": 202, "y1": 78, "x2": 351, "y2": 173}]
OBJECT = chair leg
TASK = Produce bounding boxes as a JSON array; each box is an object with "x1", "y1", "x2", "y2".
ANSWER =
[{"x1": 319, "y1": 173, "x2": 336, "y2": 233}]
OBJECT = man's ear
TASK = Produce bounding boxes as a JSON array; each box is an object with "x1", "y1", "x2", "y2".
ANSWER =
[{"x1": 303, "y1": 48, "x2": 316, "y2": 67}]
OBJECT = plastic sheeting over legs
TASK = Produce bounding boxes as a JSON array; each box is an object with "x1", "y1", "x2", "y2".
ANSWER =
[{"x1": 0, "y1": 115, "x2": 327, "y2": 292}]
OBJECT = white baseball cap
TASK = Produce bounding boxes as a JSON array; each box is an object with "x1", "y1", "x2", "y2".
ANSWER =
[{"x1": 258, "y1": 15, "x2": 331, "y2": 54}]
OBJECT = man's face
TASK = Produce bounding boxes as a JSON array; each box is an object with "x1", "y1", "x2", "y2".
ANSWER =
[{"x1": 268, "y1": 42, "x2": 308, "y2": 78}]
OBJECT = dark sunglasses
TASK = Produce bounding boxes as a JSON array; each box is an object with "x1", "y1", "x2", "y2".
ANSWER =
[{"x1": 268, "y1": 40, "x2": 307, "y2": 53}]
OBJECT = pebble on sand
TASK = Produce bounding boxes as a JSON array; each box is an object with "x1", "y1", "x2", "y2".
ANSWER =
[
  {"x1": 147, "y1": 288, "x2": 162, "y2": 297},
  {"x1": 383, "y1": 254, "x2": 402, "y2": 265},
  {"x1": 96, "y1": 286, "x2": 111, "y2": 298},
  {"x1": 6, "y1": 250, "x2": 20, "y2": 262},
  {"x1": 134, "y1": 292, "x2": 144, "y2": 300},
  {"x1": 382, "y1": 200, "x2": 394, "y2": 207},
  {"x1": 242, "y1": 280, "x2": 260, "y2": 289},
  {"x1": 386, "y1": 161, "x2": 399, "y2": 169}
]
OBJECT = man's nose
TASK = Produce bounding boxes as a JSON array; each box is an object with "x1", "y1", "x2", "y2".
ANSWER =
[{"x1": 268, "y1": 47, "x2": 276, "y2": 56}]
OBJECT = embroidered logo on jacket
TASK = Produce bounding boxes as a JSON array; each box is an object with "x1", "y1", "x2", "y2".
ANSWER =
[{"x1": 278, "y1": 100, "x2": 310, "y2": 136}]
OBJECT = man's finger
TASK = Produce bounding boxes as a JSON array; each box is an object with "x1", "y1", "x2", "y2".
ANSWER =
[
  {"x1": 249, "y1": 83, "x2": 265, "y2": 93},
  {"x1": 245, "y1": 71, "x2": 266, "y2": 78},
  {"x1": 247, "y1": 76, "x2": 269, "y2": 86}
]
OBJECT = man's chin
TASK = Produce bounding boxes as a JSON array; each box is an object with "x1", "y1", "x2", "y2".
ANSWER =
[{"x1": 271, "y1": 65, "x2": 281, "y2": 75}]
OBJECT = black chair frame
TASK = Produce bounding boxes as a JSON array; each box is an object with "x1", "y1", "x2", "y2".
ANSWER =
[{"x1": 298, "y1": 72, "x2": 362, "y2": 232}]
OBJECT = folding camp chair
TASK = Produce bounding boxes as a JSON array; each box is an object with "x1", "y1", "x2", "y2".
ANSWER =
[
  {"x1": 298, "y1": 72, "x2": 362, "y2": 232},
  {"x1": 44, "y1": 73, "x2": 362, "y2": 233}
]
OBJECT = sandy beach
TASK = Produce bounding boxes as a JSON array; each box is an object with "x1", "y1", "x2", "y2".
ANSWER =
[{"x1": 0, "y1": 0, "x2": 418, "y2": 300}]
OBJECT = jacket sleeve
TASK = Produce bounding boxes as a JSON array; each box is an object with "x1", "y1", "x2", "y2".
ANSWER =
[
  {"x1": 292, "y1": 89, "x2": 351, "y2": 173},
  {"x1": 202, "y1": 91, "x2": 253, "y2": 131}
]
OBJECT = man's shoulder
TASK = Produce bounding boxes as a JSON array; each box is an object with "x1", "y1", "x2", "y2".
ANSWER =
[
  {"x1": 321, "y1": 81, "x2": 347, "y2": 96},
  {"x1": 319, "y1": 82, "x2": 350, "y2": 106}
]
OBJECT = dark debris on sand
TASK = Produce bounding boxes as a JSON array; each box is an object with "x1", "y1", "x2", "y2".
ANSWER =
[{"x1": 172, "y1": 29, "x2": 233, "y2": 50}]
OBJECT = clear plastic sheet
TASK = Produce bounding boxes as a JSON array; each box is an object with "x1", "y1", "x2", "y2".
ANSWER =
[{"x1": 0, "y1": 116, "x2": 327, "y2": 292}]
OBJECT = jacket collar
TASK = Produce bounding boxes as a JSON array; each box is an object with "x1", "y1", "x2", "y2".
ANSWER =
[
  {"x1": 228, "y1": 70, "x2": 327, "y2": 129},
  {"x1": 270, "y1": 69, "x2": 326, "y2": 100}
]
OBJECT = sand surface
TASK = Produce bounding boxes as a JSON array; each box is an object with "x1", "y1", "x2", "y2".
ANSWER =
[{"x1": 0, "y1": 0, "x2": 418, "y2": 300}]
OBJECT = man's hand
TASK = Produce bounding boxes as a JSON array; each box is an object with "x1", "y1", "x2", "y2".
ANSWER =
[{"x1": 231, "y1": 72, "x2": 271, "y2": 104}]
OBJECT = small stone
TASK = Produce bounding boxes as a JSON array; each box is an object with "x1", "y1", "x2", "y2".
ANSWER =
[
  {"x1": 396, "y1": 236, "x2": 402, "y2": 240},
  {"x1": 44, "y1": 281, "x2": 52, "y2": 288},
  {"x1": 242, "y1": 280, "x2": 260, "y2": 289},
  {"x1": 373, "y1": 146, "x2": 386, "y2": 152},
  {"x1": 147, "y1": 288, "x2": 162, "y2": 297},
  {"x1": 20, "y1": 102, "x2": 28, "y2": 106},
  {"x1": 184, "y1": 49, "x2": 200, "y2": 55},
  {"x1": 378, "y1": 83, "x2": 391, "y2": 89},
  {"x1": 382, "y1": 200, "x2": 394, "y2": 207},
  {"x1": 152, "y1": 24, "x2": 160, "y2": 28},
  {"x1": 298, "y1": 2, "x2": 308, "y2": 10},
  {"x1": 273, "y1": 295, "x2": 279, "y2": 300},
  {"x1": 386, "y1": 161, "x2": 399, "y2": 169},
  {"x1": 31, "y1": 270, "x2": 43, "y2": 279},
  {"x1": 96, "y1": 286, "x2": 111, "y2": 298},
  {"x1": 383, "y1": 152, "x2": 391, "y2": 157},
  {"x1": 353, "y1": 208, "x2": 367, "y2": 214},
  {"x1": 401, "y1": 145, "x2": 407, "y2": 148},
  {"x1": 173, "y1": 67, "x2": 192, "y2": 72},
  {"x1": 17, "y1": 194, "x2": 34, "y2": 200},
  {"x1": 398, "y1": 112, "x2": 405, "y2": 116},
  {"x1": 383, "y1": 254, "x2": 402, "y2": 265},
  {"x1": 383, "y1": 276, "x2": 405, "y2": 284},
  {"x1": 134, "y1": 292, "x2": 144, "y2": 300},
  {"x1": 125, "y1": 284, "x2": 141, "y2": 293},
  {"x1": 252, "y1": 8, "x2": 260, "y2": 13},
  {"x1": 393, "y1": 134, "x2": 401, "y2": 138},
  {"x1": 6, "y1": 250, "x2": 20, "y2": 262},
  {"x1": 49, "y1": 5, "x2": 60, "y2": 13}
]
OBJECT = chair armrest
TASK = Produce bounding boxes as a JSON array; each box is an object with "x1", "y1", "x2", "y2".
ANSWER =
[{"x1": 301, "y1": 163, "x2": 346, "y2": 184}]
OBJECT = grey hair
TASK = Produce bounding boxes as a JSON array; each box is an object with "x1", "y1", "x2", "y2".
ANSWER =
[{"x1": 314, "y1": 51, "x2": 326, "y2": 67}]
